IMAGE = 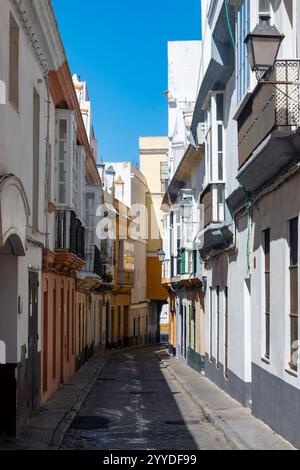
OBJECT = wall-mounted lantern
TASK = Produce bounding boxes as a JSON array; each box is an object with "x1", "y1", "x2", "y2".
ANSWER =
[
  {"x1": 245, "y1": 16, "x2": 284, "y2": 76},
  {"x1": 157, "y1": 249, "x2": 166, "y2": 262}
]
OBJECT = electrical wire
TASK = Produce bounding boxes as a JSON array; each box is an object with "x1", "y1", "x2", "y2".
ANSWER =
[{"x1": 225, "y1": 0, "x2": 237, "y2": 49}]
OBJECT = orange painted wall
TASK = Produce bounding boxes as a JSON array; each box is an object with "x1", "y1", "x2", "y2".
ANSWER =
[
  {"x1": 41, "y1": 273, "x2": 76, "y2": 405},
  {"x1": 75, "y1": 292, "x2": 88, "y2": 362},
  {"x1": 147, "y1": 257, "x2": 168, "y2": 300}
]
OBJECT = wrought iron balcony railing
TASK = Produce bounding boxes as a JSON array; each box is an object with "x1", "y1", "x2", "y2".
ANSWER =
[
  {"x1": 55, "y1": 209, "x2": 85, "y2": 260},
  {"x1": 83, "y1": 245, "x2": 104, "y2": 278},
  {"x1": 238, "y1": 60, "x2": 300, "y2": 168},
  {"x1": 118, "y1": 268, "x2": 134, "y2": 287}
]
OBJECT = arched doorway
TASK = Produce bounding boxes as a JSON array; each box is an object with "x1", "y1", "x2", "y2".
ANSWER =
[
  {"x1": 0, "y1": 175, "x2": 30, "y2": 434},
  {"x1": 0, "y1": 237, "x2": 23, "y2": 434}
]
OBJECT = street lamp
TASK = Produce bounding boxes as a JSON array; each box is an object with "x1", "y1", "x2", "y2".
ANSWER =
[
  {"x1": 180, "y1": 197, "x2": 193, "y2": 222},
  {"x1": 245, "y1": 16, "x2": 284, "y2": 77},
  {"x1": 157, "y1": 249, "x2": 166, "y2": 262}
]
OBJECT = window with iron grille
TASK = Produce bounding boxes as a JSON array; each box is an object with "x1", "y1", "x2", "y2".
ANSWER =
[
  {"x1": 289, "y1": 218, "x2": 298, "y2": 371},
  {"x1": 263, "y1": 228, "x2": 271, "y2": 359}
]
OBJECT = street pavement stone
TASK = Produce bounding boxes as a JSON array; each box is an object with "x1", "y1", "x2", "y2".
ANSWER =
[
  {"x1": 61, "y1": 346, "x2": 232, "y2": 450},
  {"x1": 2, "y1": 344, "x2": 291, "y2": 451},
  {"x1": 156, "y1": 349, "x2": 295, "y2": 450}
]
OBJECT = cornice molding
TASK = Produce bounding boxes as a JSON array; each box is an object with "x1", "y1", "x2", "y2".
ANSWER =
[
  {"x1": 140, "y1": 149, "x2": 169, "y2": 156},
  {"x1": 11, "y1": 0, "x2": 65, "y2": 75}
]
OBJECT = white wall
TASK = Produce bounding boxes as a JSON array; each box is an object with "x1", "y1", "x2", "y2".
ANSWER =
[
  {"x1": 201, "y1": 0, "x2": 299, "y2": 394},
  {"x1": 251, "y1": 172, "x2": 300, "y2": 390},
  {"x1": 0, "y1": 1, "x2": 54, "y2": 363},
  {"x1": 168, "y1": 41, "x2": 201, "y2": 177}
]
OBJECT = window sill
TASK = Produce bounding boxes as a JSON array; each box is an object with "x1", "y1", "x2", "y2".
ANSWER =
[
  {"x1": 261, "y1": 356, "x2": 270, "y2": 365},
  {"x1": 285, "y1": 366, "x2": 298, "y2": 378}
]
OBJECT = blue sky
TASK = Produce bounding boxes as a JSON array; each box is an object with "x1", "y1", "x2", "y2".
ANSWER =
[{"x1": 52, "y1": 0, "x2": 201, "y2": 164}]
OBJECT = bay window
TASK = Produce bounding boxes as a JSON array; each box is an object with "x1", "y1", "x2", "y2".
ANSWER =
[
  {"x1": 171, "y1": 210, "x2": 181, "y2": 277},
  {"x1": 55, "y1": 110, "x2": 85, "y2": 219},
  {"x1": 85, "y1": 191, "x2": 96, "y2": 246},
  {"x1": 205, "y1": 93, "x2": 224, "y2": 184},
  {"x1": 236, "y1": 0, "x2": 251, "y2": 104}
]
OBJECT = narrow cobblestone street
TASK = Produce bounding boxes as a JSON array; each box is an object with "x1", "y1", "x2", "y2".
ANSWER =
[{"x1": 60, "y1": 346, "x2": 232, "y2": 450}]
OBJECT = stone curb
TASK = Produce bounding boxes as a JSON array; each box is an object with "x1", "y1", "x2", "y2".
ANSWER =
[
  {"x1": 49, "y1": 354, "x2": 110, "y2": 449},
  {"x1": 155, "y1": 351, "x2": 248, "y2": 450}
]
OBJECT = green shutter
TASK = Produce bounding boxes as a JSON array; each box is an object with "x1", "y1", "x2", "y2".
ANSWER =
[{"x1": 181, "y1": 249, "x2": 185, "y2": 274}]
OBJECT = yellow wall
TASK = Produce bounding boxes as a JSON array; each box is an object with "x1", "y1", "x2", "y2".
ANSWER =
[
  {"x1": 147, "y1": 257, "x2": 167, "y2": 300},
  {"x1": 109, "y1": 293, "x2": 130, "y2": 344},
  {"x1": 139, "y1": 136, "x2": 169, "y2": 194},
  {"x1": 139, "y1": 136, "x2": 169, "y2": 301}
]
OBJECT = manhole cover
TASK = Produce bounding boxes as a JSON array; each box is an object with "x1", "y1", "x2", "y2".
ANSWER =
[
  {"x1": 71, "y1": 416, "x2": 110, "y2": 430},
  {"x1": 165, "y1": 420, "x2": 200, "y2": 426}
]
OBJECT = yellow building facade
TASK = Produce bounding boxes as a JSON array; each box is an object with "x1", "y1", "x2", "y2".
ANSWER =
[{"x1": 139, "y1": 137, "x2": 169, "y2": 342}]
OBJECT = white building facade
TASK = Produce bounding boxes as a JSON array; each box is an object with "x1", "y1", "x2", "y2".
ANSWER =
[
  {"x1": 0, "y1": 0, "x2": 107, "y2": 434},
  {"x1": 0, "y1": 0, "x2": 66, "y2": 432},
  {"x1": 189, "y1": 0, "x2": 300, "y2": 447},
  {"x1": 162, "y1": 40, "x2": 206, "y2": 370}
]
